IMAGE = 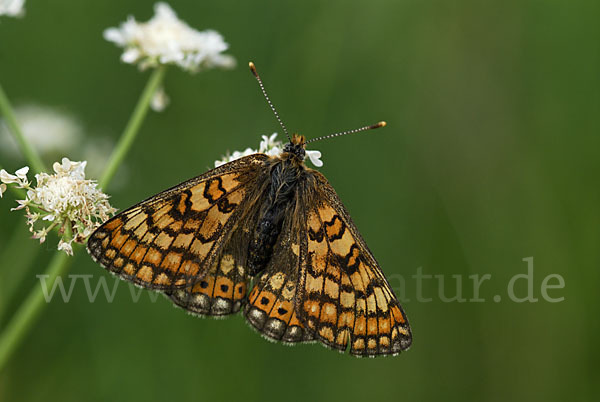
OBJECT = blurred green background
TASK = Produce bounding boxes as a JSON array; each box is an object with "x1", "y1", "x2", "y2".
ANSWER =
[{"x1": 0, "y1": 0, "x2": 598, "y2": 401}]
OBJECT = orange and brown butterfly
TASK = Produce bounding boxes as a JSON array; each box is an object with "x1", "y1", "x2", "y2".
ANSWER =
[{"x1": 87, "y1": 61, "x2": 412, "y2": 357}]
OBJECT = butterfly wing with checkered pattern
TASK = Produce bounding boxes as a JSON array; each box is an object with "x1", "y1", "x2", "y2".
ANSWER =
[
  {"x1": 295, "y1": 171, "x2": 412, "y2": 356},
  {"x1": 87, "y1": 154, "x2": 269, "y2": 294}
]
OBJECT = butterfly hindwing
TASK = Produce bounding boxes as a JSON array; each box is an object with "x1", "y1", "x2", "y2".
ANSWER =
[
  {"x1": 296, "y1": 171, "x2": 412, "y2": 356},
  {"x1": 165, "y1": 219, "x2": 253, "y2": 316},
  {"x1": 87, "y1": 154, "x2": 270, "y2": 290},
  {"x1": 243, "y1": 208, "x2": 315, "y2": 343},
  {"x1": 166, "y1": 251, "x2": 249, "y2": 316}
]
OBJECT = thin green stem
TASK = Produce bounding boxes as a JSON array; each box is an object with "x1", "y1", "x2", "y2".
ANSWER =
[
  {"x1": 0, "y1": 83, "x2": 47, "y2": 174},
  {"x1": 0, "y1": 225, "x2": 40, "y2": 325},
  {"x1": 0, "y1": 251, "x2": 71, "y2": 369},
  {"x1": 99, "y1": 65, "x2": 167, "y2": 189}
]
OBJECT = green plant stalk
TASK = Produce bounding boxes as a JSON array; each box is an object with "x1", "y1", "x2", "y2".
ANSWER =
[
  {"x1": 0, "y1": 225, "x2": 41, "y2": 325},
  {"x1": 100, "y1": 65, "x2": 167, "y2": 189},
  {"x1": 0, "y1": 249, "x2": 71, "y2": 369},
  {"x1": 0, "y1": 67, "x2": 168, "y2": 372},
  {"x1": 0, "y1": 83, "x2": 47, "y2": 174}
]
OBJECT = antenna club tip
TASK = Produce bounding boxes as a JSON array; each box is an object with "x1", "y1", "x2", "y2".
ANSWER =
[
  {"x1": 249, "y1": 61, "x2": 258, "y2": 76},
  {"x1": 371, "y1": 121, "x2": 387, "y2": 129}
]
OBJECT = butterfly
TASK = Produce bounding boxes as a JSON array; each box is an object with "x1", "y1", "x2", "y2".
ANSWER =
[{"x1": 87, "y1": 62, "x2": 412, "y2": 357}]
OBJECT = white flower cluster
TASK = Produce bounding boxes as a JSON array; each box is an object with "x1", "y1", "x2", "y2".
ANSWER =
[
  {"x1": 103, "y1": 2, "x2": 235, "y2": 73},
  {"x1": 0, "y1": 0, "x2": 25, "y2": 17},
  {"x1": 214, "y1": 133, "x2": 323, "y2": 168},
  {"x1": 0, "y1": 158, "x2": 116, "y2": 255}
]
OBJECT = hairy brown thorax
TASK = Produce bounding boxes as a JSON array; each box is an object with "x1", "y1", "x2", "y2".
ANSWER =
[{"x1": 247, "y1": 138, "x2": 307, "y2": 275}]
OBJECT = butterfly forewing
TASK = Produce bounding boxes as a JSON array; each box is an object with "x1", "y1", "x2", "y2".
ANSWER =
[
  {"x1": 87, "y1": 154, "x2": 270, "y2": 291},
  {"x1": 296, "y1": 172, "x2": 412, "y2": 356}
]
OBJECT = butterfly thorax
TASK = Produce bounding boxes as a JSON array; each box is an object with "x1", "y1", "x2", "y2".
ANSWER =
[{"x1": 247, "y1": 141, "x2": 307, "y2": 276}]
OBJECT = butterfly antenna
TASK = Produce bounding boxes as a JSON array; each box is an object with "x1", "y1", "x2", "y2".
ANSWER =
[
  {"x1": 304, "y1": 121, "x2": 387, "y2": 145},
  {"x1": 249, "y1": 61, "x2": 291, "y2": 142}
]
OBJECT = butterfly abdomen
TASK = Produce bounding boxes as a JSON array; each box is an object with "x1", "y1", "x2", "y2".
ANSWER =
[{"x1": 247, "y1": 160, "x2": 302, "y2": 276}]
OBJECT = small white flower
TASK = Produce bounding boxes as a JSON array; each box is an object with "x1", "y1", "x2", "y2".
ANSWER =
[
  {"x1": 305, "y1": 150, "x2": 323, "y2": 167},
  {"x1": 51, "y1": 157, "x2": 86, "y2": 178},
  {"x1": 0, "y1": 169, "x2": 19, "y2": 184},
  {"x1": 213, "y1": 158, "x2": 229, "y2": 168},
  {"x1": 0, "y1": 0, "x2": 25, "y2": 17},
  {"x1": 0, "y1": 183, "x2": 6, "y2": 198},
  {"x1": 57, "y1": 239, "x2": 74, "y2": 256},
  {"x1": 215, "y1": 147, "x2": 256, "y2": 167},
  {"x1": 10, "y1": 198, "x2": 29, "y2": 211},
  {"x1": 150, "y1": 86, "x2": 170, "y2": 112},
  {"x1": 265, "y1": 147, "x2": 281, "y2": 157},
  {"x1": 0, "y1": 104, "x2": 82, "y2": 159},
  {"x1": 259, "y1": 133, "x2": 278, "y2": 153},
  {"x1": 104, "y1": 2, "x2": 236, "y2": 73},
  {"x1": 232, "y1": 148, "x2": 257, "y2": 159},
  {"x1": 15, "y1": 166, "x2": 29, "y2": 180},
  {"x1": 258, "y1": 134, "x2": 284, "y2": 157},
  {"x1": 31, "y1": 227, "x2": 48, "y2": 244},
  {"x1": 0, "y1": 167, "x2": 29, "y2": 187},
  {"x1": 0, "y1": 159, "x2": 116, "y2": 254},
  {"x1": 25, "y1": 210, "x2": 39, "y2": 225},
  {"x1": 214, "y1": 133, "x2": 323, "y2": 168}
]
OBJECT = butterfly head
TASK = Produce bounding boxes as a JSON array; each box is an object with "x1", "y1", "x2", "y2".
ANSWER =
[{"x1": 282, "y1": 134, "x2": 306, "y2": 161}]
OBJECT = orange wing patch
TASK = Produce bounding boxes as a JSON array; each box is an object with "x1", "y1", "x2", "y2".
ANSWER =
[
  {"x1": 88, "y1": 180, "x2": 245, "y2": 289},
  {"x1": 87, "y1": 155, "x2": 270, "y2": 291},
  {"x1": 243, "y1": 213, "x2": 315, "y2": 344},
  {"x1": 245, "y1": 270, "x2": 314, "y2": 343},
  {"x1": 298, "y1": 199, "x2": 411, "y2": 356},
  {"x1": 167, "y1": 252, "x2": 248, "y2": 316}
]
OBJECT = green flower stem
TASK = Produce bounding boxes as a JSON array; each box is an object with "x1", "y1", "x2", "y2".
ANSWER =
[
  {"x1": 0, "y1": 225, "x2": 40, "y2": 325},
  {"x1": 0, "y1": 224, "x2": 76, "y2": 371},
  {"x1": 0, "y1": 66, "x2": 169, "y2": 372},
  {"x1": 0, "y1": 83, "x2": 47, "y2": 174},
  {"x1": 99, "y1": 65, "x2": 167, "y2": 189},
  {"x1": 0, "y1": 250, "x2": 71, "y2": 369}
]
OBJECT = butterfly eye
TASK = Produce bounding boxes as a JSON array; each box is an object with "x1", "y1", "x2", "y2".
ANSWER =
[{"x1": 282, "y1": 143, "x2": 306, "y2": 160}]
